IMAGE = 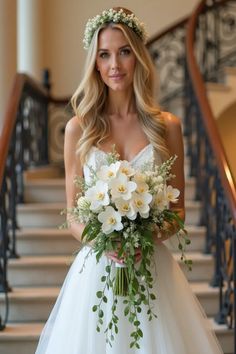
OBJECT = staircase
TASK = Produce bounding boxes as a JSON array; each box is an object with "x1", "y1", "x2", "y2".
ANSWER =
[{"x1": 0, "y1": 156, "x2": 234, "y2": 354}]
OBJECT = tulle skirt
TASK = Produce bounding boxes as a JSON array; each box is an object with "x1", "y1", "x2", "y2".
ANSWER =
[{"x1": 35, "y1": 242, "x2": 223, "y2": 354}]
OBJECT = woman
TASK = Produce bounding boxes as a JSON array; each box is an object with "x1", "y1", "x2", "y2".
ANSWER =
[{"x1": 35, "y1": 7, "x2": 223, "y2": 354}]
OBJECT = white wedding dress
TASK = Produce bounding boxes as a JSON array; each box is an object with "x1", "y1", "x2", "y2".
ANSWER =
[{"x1": 35, "y1": 144, "x2": 223, "y2": 354}]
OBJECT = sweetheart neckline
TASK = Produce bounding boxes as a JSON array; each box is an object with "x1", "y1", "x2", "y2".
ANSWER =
[{"x1": 91, "y1": 143, "x2": 152, "y2": 164}]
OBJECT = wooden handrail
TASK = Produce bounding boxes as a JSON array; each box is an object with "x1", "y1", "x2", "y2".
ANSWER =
[
  {"x1": 0, "y1": 74, "x2": 48, "y2": 187},
  {"x1": 186, "y1": 0, "x2": 236, "y2": 223},
  {"x1": 0, "y1": 73, "x2": 70, "y2": 188}
]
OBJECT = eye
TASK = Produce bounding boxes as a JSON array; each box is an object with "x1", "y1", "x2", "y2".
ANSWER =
[
  {"x1": 120, "y1": 48, "x2": 131, "y2": 56},
  {"x1": 99, "y1": 52, "x2": 109, "y2": 59}
]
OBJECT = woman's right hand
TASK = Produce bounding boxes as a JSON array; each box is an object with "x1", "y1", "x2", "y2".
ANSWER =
[{"x1": 106, "y1": 247, "x2": 142, "y2": 265}]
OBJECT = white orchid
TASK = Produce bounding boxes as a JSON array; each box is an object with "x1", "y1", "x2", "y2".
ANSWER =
[
  {"x1": 118, "y1": 161, "x2": 135, "y2": 177},
  {"x1": 135, "y1": 181, "x2": 149, "y2": 195},
  {"x1": 164, "y1": 185, "x2": 180, "y2": 204},
  {"x1": 132, "y1": 191, "x2": 152, "y2": 218},
  {"x1": 153, "y1": 191, "x2": 167, "y2": 211},
  {"x1": 110, "y1": 175, "x2": 137, "y2": 201},
  {"x1": 97, "y1": 161, "x2": 121, "y2": 184},
  {"x1": 98, "y1": 206, "x2": 123, "y2": 234},
  {"x1": 133, "y1": 172, "x2": 147, "y2": 184},
  {"x1": 115, "y1": 198, "x2": 137, "y2": 220},
  {"x1": 85, "y1": 180, "x2": 109, "y2": 211}
]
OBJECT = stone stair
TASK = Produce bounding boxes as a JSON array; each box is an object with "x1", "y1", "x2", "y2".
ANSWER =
[{"x1": 0, "y1": 162, "x2": 234, "y2": 354}]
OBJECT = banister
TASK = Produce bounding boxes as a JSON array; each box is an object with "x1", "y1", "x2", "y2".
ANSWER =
[
  {"x1": 0, "y1": 74, "x2": 48, "y2": 185},
  {"x1": 186, "y1": 0, "x2": 236, "y2": 224}
]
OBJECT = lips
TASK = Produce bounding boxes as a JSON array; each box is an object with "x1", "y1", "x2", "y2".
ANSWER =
[{"x1": 109, "y1": 74, "x2": 125, "y2": 79}]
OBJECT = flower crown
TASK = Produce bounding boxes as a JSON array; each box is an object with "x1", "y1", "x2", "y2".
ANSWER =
[{"x1": 83, "y1": 8, "x2": 148, "y2": 50}]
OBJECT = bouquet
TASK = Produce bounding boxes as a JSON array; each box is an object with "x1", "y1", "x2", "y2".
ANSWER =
[{"x1": 66, "y1": 148, "x2": 191, "y2": 349}]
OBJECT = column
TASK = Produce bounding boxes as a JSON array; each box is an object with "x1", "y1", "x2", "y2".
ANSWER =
[{"x1": 17, "y1": 0, "x2": 44, "y2": 81}]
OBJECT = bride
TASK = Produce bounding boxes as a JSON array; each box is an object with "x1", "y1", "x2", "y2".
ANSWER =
[{"x1": 35, "y1": 7, "x2": 223, "y2": 353}]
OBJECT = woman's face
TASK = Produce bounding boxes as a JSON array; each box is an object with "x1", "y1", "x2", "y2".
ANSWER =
[{"x1": 96, "y1": 27, "x2": 136, "y2": 92}]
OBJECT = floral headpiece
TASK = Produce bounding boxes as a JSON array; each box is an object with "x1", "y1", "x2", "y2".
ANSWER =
[{"x1": 83, "y1": 8, "x2": 148, "y2": 50}]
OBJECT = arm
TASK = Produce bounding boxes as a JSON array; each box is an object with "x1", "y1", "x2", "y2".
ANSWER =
[
  {"x1": 155, "y1": 112, "x2": 185, "y2": 242},
  {"x1": 64, "y1": 116, "x2": 85, "y2": 242}
]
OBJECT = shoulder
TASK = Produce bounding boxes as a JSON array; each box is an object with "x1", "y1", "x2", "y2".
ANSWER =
[
  {"x1": 161, "y1": 111, "x2": 181, "y2": 131},
  {"x1": 160, "y1": 111, "x2": 184, "y2": 154},
  {"x1": 65, "y1": 115, "x2": 82, "y2": 135},
  {"x1": 65, "y1": 116, "x2": 83, "y2": 142}
]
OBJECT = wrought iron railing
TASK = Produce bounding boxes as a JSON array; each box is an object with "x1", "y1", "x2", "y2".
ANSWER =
[
  {"x1": 147, "y1": 17, "x2": 188, "y2": 117},
  {"x1": 0, "y1": 73, "x2": 70, "y2": 329},
  {"x1": 148, "y1": 0, "x2": 236, "y2": 351},
  {"x1": 0, "y1": 5, "x2": 235, "y2": 353},
  {"x1": 185, "y1": 0, "x2": 236, "y2": 351}
]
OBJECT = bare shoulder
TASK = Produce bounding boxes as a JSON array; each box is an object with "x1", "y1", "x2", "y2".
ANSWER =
[
  {"x1": 161, "y1": 111, "x2": 184, "y2": 155},
  {"x1": 65, "y1": 115, "x2": 82, "y2": 141},
  {"x1": 161, "y1": 111, "x2": 181, "y2": 132}
]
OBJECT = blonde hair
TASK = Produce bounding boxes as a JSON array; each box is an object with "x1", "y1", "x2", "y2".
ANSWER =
[{"x1": 71, "y1": 8, "x2": 169, "y2": 163}]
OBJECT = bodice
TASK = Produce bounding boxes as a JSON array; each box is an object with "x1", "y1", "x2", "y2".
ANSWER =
[{"x1": 83, "y1": 144, "x2": 161, "y2": 184}]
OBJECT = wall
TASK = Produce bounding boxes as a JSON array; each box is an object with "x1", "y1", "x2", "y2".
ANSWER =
[
  {"x1": 0, "y1": 0, "x2": 17, "y2": 131},
  {"x1": 217, "y1": 103, "x2": 236, "y2": 183},
  {"x1": 42, "y1": 0, "x2": 199, "y2": 97}
]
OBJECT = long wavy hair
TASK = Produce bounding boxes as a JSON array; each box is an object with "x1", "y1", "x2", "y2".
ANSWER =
[{"x1": 71, "y1": 7, "x2": 169, "y2": 163}]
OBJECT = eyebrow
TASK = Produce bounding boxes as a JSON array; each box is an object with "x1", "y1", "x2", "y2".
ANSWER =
[{"x1": 97, "y1": 45, "x2": 131, "y2": 52}]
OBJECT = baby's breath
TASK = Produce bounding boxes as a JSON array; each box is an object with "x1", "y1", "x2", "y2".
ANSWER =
[{"x1": 83, "y1": 8, "x2": 148, "y2": 49}]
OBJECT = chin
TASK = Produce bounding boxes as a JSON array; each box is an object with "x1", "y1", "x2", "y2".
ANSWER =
[{"x1": 107, "y1": 83, "x2": 133, "y2": 92}]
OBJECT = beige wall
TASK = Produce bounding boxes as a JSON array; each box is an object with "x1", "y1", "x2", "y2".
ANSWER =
[
  {"x1": 217, "y1": 103, "x2": 236, "y2": 183},
  {"x1": 0, "y1": 0, "x2": 17, "y2": 131},
  {"x1": 42, "y1": 0, "x2": 199, "y2": 97}
]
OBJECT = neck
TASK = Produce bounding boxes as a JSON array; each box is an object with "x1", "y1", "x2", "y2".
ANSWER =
[{"x1": 106, "y1": 88, "x2": 136, "y2": 117}]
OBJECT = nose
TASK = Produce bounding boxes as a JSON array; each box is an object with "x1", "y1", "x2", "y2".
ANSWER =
[{"x1": 111, "y1": 54, "x2": 120, "y2": 70}]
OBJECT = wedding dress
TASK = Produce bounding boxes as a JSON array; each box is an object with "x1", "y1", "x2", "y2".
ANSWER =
[{"x1": 35, "y1": 144, "x2": 223, "y2": 354}]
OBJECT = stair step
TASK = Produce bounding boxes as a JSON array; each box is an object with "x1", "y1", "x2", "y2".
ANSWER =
[
  {"x1": 0, "y1": 323, "x2": 43, "y2": 354},
  {"x1": 24, "y1": 175, "x2": 196, "y2": 203},
  {"x1": 24, "y1": 165, "x2": 64, "y2": 180},
  {"x1": 165, "y1": 225, "x2": 206, "y2": 252},
  {"x1": 206, "y1": 82, "x2": 231, "y2": 92},
  {"x1": 174, "y1": 252, "x2": 214, "y2": 282},
  {"x1": 16, "y1": 224, "x2": 206, "y2": 256},
  {"x1": 0, "y1": 287, "x2": 58, "y2": 322},
  {"x1": 0, "y1": 282, "x2": 219, "y2": 323},
  {"x1": 17, "y1": 201, "x2": 202, "y2": 228},
  {"x1": 17, "y1": 203, "x2": 66, "y2": 228},
  {"x1": 8, "y1": 251, "x2": 213, "y2": 287},
  {"x1": 0, "y1": 319, "x2": 233, "y2": 354},
  {"x1": 16, "y1": 228, "x2": 79, "y2": 255},
  {"x1": 224, "y1": 66, "x2": 236, "y2": 75},
  {"x1": 8, "y1": 256, "x2": 71, "y2": 287},
  {"x1": 24, "y1": 179, "x2": 66, "y2": 203}
]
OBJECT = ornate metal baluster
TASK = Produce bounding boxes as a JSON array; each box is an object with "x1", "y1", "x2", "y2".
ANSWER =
[{"x1": 184, "y1": 2, "x2": 236, "y2": 351}]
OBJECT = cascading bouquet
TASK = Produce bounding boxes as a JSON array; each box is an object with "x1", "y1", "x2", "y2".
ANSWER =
[{"x1": 66, "y1": 148, "x2": 192, "y2": 349}]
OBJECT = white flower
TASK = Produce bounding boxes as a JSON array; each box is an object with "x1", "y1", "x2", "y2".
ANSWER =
[
  {"x1": 110, "y1": 175, "x2": 137, "y2": 201},
  {"x1": 97, "y1": 161, "x2": 120, "y2": 183},
  {"x1": 77, "y1": 196, "x2": 90, "y2": 210},
  {"x1": 135, "y1": 182, "x2": 149, "y2": 194},
  {"x1": 85, "y1": 180, "x2": 109, "y2": 211},
  {"x1": 164, "y1": 185, "x2": 180, "y2": 204},
  {"x1": 83, "y1": 8, "x2": 148, "y2": 49},
  {"x1": 153, "y1": 191, "x2": 167, "y2": 211},
  {"x1": 133, "y1": 172, "x2": 147, "y2": 183},
  {"x1": 115, "y1": 198, "x2": 137, "y2": 220},
  {"x1": 118, "y1": 161, "x2": 135, "y2": 177},
  {"x1": 98, "y1": 206, "x2": 123, "y2": 234},
  {"x1": 132, "y1": 191, "x2": 152, "y2": 218}
]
